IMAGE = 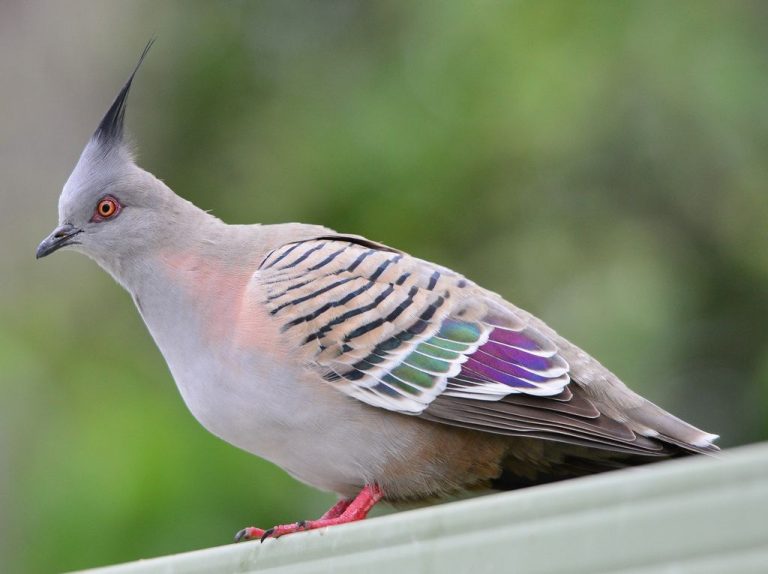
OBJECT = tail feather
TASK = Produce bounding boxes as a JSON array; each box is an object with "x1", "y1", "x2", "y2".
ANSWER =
[{"x1": 624, "y1": 399, "x2": 720, "y2": 454}]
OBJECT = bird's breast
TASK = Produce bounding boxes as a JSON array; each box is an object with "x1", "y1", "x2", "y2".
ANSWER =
[{"x1": 135, "y1": 250, "x2": 290, "y2": 426}]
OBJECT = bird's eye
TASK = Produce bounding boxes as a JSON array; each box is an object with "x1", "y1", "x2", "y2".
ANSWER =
[{"x1": 92, "y1": 196, "x2": 121, "y2": 221}]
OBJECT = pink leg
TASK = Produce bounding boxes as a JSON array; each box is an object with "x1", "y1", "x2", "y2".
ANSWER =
[
  {"x1": 235, "y1": 484, "x2": 383, "y2": 542},
  {"x1": 235, "y1": 498, "x2": 352, "y2": 542},
  {"x1": 319, "y1": 497, "x2": 353, "y2": 520}
]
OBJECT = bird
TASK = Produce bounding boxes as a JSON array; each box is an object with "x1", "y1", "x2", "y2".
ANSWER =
[{"x1": 37, "y1": 42, "x2": 718, "y2": 542}]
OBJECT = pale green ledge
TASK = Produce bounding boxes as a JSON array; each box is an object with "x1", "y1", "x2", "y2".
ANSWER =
[{"x1": 76, "y1": 442, "x2": 768, "y2": 574}]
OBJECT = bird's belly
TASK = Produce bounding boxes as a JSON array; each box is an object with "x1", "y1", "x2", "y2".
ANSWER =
[{"x1": 165, "y1": 350, "x2": 392, "y2": 497}]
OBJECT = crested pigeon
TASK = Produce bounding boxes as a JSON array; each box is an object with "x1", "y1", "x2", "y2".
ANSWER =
[{"x1": 36, "y1": 43, "x2": 718, "y2": 542}]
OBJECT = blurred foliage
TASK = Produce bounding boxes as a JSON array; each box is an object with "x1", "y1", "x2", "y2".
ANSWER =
[{"x1": 1, "y1": 1, "x2": 767, "y2": 572}]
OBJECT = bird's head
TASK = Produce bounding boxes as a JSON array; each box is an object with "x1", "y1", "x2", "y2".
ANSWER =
[{"x1": 36, "y1": 40, "x2": 183, "y2": 276}]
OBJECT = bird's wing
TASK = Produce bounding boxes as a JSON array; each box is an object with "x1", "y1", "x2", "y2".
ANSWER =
[
  {"x1": 259, "y1": 236, "x2": 569, "y2": 412},
  {"x1": 257, "y1": 236, "x2": 713, "y2": 456}
]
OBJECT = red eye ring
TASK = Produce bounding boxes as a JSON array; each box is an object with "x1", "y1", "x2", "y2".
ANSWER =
[{"x1": 92, "y1": 196, "x2": 121, "y2": 221}]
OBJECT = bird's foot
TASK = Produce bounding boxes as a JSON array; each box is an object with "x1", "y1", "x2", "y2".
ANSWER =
[
  {"x1": 234, "y1": 484, "x2": 383, "y2": 542},
  {"x1": 234, "y1": 526, "x2": 268, "y2": 542}
]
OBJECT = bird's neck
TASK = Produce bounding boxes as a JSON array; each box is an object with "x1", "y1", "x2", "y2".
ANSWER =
[
  {"x1": 101, "y1": 186, "x2": 230, "y2": 292},
  {"x1": 117, "y1": 212, "x2": 264, "y2": 381},
  {"x1": 121, "y1": 211, "x2": 261, "y2": 322}
]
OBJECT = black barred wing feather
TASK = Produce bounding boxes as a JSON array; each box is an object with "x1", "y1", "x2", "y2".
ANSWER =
[{"x1": 259, "y1": 237, "x2": 570, "y2": 414}]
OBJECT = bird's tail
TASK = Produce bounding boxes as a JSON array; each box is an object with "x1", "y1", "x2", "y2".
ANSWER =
[{"x1": 624, "y1": 398, "x2": 720, "y2": 455}]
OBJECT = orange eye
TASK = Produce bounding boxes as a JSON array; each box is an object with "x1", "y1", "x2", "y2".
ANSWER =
[{"x1": 93, "y1": 197, "x2": 120, "y2": 221}]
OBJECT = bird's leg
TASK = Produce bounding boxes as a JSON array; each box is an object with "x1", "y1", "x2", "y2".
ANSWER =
[
  {"x1": 234, "y1": 484, "x2": 383, "y2": 542},
  {"x1": 318, "y1": 497, "x2": 354, "y2": 520}
]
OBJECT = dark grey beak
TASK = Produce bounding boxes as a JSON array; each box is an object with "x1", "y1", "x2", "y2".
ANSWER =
[{"x1": 36, "y1": 224, "x2": 83, "y2": 259}]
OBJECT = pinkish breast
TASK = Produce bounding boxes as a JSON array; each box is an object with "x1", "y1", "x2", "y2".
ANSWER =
[{"x1": 158, "y1": 249, "x2": 287, "y2": 360}]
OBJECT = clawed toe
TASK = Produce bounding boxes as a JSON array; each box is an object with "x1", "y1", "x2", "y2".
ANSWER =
[
  {"x1": 234, "y1": 522, "x2": 307, "y2": 543},
  {"x1": 235, "y1": 484, "x2": 383, "y2": 543},
  {"x1": 260, "y1": 527, "x2": 275, "y2": 542},
  {"x1": 234, "y1": 526, "x2": 266, "y2": 543},
  {"x1": 261, "y1": 521, "x2": 310, "y2": 540}
]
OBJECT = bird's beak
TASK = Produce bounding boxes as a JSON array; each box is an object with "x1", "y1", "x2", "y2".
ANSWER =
[{"x1": 36, "y1": 223, "x2": 83, "y2": 259}]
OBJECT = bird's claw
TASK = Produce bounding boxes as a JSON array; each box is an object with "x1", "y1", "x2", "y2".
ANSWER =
[
  {"x1": 234, "y1": 521, "x2": 312, "y2": 543},
  {"x1": 234, "y1": 526, "x2": 266, "y2": 543},
  {"x1": 263, "y1": 521, "x2": 312, "y2": 540},
  {"x1": 235, "y1": 484, "x2": 383, "y2": 543},
  {"x1": 260, "y1": 528, "x2": 274, "y2": 542}
]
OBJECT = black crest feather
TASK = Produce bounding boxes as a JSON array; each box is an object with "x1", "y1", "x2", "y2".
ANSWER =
[{"x1": 93, "y1": 38, "x2": 155, "y2": 145}]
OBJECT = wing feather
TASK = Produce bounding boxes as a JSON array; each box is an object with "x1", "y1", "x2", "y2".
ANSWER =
[{"x1": 260, "y1": 238, "x2": 570, "y2": 413}]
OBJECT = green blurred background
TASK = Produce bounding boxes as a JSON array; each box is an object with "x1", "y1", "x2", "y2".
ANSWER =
[{"x1": 2, "y1": 1, "x2": 767, "y2": 572}]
